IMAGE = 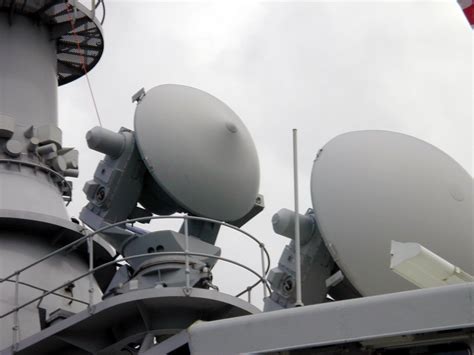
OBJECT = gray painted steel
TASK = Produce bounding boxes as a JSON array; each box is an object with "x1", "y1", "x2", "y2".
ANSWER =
[
  {"x1": 86, "y1": 127, "x2": 126, "y2": 159},
  {"x1": 1, "y1": 2, "x2": 472, "y2": 353},
  {"x1": 311, "y1": 130, "x2": 474, "y2": 296},
  {"x1": 265, "y1": 209, "x2": 337, "y2": 309},
  {"x1": 272, "y1": 208, "x2": 316, "y2": 245},
  {"x1": 140, "y1": 329, "x2": 189, "y2": 355},
  {"x1": 134, "y1": 84, "x2": 260, "y2": 222},
  {"x1": 1, "y1": 288, "x2": 259, "y2": 355},
  {"x1": 0, "y1": 3, "x2": 107, "y2": 351},
  {"x1": 0, "y1": 1, "x2": 105, "y2": 86},
  {"x1": 0, "y1": 14, "x2": 57, "y2": 127},
  {"x1": 0, "y1": 169, "x2": 69, "y2": 221},
  {"x1": 167, "y1": 283, "x2": 473, "y2": 354},
  {"x1": 0, "y1": 230, "x2": 102, "y2": 349}
]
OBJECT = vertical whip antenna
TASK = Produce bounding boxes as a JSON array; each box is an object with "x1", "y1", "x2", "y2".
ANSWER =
[{"x1": 293, "y1": 128, "x2": 304, "y2": 307}]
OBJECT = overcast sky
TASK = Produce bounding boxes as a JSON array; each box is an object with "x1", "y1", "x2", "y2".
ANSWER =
[{"x1": 59, "y1": 1, "x2": 472, "y2": 308}]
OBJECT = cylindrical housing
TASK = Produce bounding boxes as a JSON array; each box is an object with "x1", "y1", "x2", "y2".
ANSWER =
[
  {"x1": 0, "y1": 6, "x2": 106, "y2": 351},
  {"x1": 0, "y1": 14, "x2": 58, "y2": 127},
  {"x1": 272, "y1": 208, "x2": 315, "y2": 245},
  {"x1": 86, "y1": 126, "x2": 126, "y2": 158},
  {"x1": 0, "y1": 167, "x2": 69, "y2": 220}
]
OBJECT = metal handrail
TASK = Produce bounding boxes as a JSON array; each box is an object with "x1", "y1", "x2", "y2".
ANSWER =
[
  {"x1": 1, "y1": 215, "x2": 270, "y2": 283},
  {"x1": 1, "y1": 214, "x2": 271, "y2": 346},
  {"x1": 3, "y1": 279, "x2": 88, "y2": 306},
  {"x1": 1, "y1": 250, "x2": 271, "y2": 319}
]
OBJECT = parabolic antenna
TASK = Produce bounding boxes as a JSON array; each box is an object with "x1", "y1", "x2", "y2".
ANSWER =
[
  {"x1": 311, "y1": 130, "x2": 473, "y2": 296},
  {"x1": 134, "y1": 84, "x2": 260, "y2": 222}
]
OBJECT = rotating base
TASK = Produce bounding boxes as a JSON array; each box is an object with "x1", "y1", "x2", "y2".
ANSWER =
[{"x1": 3, "y1": 288, "x2": 260, "y2": 355}]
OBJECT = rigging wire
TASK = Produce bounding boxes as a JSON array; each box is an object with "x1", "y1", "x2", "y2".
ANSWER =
[{"x1": 65, "y1": 2, "x2": 104, "y2": 128}]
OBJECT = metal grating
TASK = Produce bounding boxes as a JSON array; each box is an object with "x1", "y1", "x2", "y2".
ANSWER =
[{"x1": 0, "y1": 0, "x2": 104, "y2": 86}]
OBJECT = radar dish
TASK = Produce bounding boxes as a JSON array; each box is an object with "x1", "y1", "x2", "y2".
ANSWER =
[
  {"x1": 311, "y1": 130, "x2": 473, "y2": 296},
  {"x1": 134, "y1": 84, "x2": 260, "y2": 221}
]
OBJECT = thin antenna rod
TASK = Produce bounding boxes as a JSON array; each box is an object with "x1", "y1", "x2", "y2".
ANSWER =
[{"x1": 293, "y1": 129, "x2": 304, "y2": 307}]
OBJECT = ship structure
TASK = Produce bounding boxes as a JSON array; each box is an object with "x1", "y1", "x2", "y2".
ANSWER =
[{"x1": 0, "y1": 1, "x2": 473, "y2": 354}]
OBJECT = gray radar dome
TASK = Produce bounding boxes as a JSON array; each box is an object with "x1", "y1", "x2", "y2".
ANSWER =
[
  {"x1": 311, "y1": 130, "x2": 473, "y2": 296},
  {"x1": 134, "y1": 84, "x2": 260, "y2": 222}
]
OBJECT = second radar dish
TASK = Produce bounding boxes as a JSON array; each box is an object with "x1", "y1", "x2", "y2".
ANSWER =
[
  {"x1": 311, "y1": 130, "x2": 473, "y2": 296},
  {"x1": 134, "y1": 84, "x2": 260, "y2": 222}
]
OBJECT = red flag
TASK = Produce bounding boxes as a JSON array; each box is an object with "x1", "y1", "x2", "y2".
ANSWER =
[{"x1": 458, "y1": 0, "x2": 474, "y2": 28}]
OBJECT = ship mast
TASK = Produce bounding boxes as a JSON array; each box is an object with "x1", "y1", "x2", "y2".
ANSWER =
[
  {"x1": 0, "y1": 1, "x2": 104, "y2": 218},
  {"x1": 0, "y1": 1, "x2": 106, "y2": 348}
]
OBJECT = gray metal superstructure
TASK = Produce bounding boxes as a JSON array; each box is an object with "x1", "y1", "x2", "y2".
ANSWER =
[
  {"x1": 0, "y1": 0, "x2": 110, "y2": 349},
  {"x1": 1, "y1": 3, "x2": 267, "y2": 352},
  {"x1": 0, "y1": 2, "x2": 472, "y2": 355}
]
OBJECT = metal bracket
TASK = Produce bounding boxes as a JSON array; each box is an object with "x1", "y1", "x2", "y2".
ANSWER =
[
  {"x1": 182, "y1": 287, "x2": 192, "y2": 297},
  {"x1": 325, "y1": 270, "x2": 344, "y2": 288},
  {"x1": 132, "y1": 88, "x2": 146, "y2": 103}
]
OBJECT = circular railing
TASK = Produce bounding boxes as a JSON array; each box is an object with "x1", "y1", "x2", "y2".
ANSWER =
[{"x1": 0, "y1": 214, "x2": 271, "y2": 347}]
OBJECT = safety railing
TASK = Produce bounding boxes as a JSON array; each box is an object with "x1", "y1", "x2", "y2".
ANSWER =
[
  {"x1": 71, "y1": 0, "x2": 106, "y2": 25},
  {"x1": 0, "y1": 215, "x2": 271, "y2": 349}
]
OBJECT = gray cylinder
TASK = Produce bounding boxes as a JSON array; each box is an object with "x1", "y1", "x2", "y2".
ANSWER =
[
  {"x1": 86, "y1": 126, "x2": 126, "y2": 158},
  {"x1": 272, "y1": 208, "x2": 315, "y2": 244},
  {"x1": 0, "y1": 14, "x2": 58, "y2": 127},
  {"x1": 0, "y1": 11, "x2": 99, "y2": 350},
  {"x1": 0, "y1": 168, "x2": 69, "y2": 221}
]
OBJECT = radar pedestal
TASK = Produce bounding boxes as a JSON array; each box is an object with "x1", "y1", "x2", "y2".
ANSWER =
[
  {"x1": 81, "y1": 85, "x2": 263, "y2": 293},
  {"x1": 67, "y1": 84, "x2": 266, "y2": 352}
]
